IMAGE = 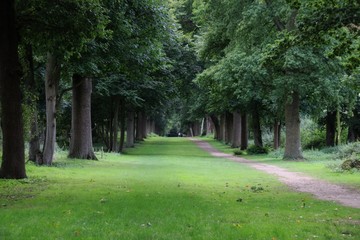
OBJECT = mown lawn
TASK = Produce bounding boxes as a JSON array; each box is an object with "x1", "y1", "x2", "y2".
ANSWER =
[{"x1": 0, "y1": 137, "x2": 359, "y2": 239}]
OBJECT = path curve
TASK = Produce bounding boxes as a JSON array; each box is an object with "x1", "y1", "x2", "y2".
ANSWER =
[{"x1": 191, "y1": 138, "x2": 360, "y2": 209}]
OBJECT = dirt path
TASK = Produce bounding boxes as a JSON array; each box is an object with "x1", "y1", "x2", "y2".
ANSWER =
[{"x1": 191, "y1": 138, "x2": 360, "y2": 209}]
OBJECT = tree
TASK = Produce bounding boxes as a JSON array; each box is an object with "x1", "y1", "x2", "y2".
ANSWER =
[
  {"x1": 0, "y1": 0, "x2": 26, "y2": 179},
  {"x1": 68, "y1": 75, "x2": 97, "y2": 159},
  {"x1": 17, "y1": 0, "x2": 109, "y2": 164}
]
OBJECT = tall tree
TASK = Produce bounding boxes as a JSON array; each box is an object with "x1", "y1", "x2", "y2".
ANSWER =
[
  {"x1": 17, "y1": 0, "x2": 108, "y2": 164},
  {"x1": 0, "y1": 0, "x2": 26, "y2": 179},
  {"x1": 68, "y1": 75, "x2": 97, "y2": 159}
]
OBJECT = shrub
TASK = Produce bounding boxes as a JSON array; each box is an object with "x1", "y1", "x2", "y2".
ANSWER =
[
  {"x1": 247, "y1": 145, "x2": 269, "y2": 154},
  {"x1": 341, "y1": 156, "x2": 360, "y2": 171},
  {"x1": 300, "y1": 116, "x2": 326, "y2": 150},
  {"x1": 336, "y1": 142, "x2": 360, "y2": 159},
  {"x1": 233, "y1": 149, "x2": 245, "y2": 156}
]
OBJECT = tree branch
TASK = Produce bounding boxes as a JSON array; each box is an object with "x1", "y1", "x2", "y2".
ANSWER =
[
  {"x1": 56, "y1": 76, "x2": 85, "y2": 106},
  {"x1": 265, "y1": 0, "x2": 286, "y2": 31}
]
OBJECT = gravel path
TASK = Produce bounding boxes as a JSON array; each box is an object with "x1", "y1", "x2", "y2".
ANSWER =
[{"x1": 191, "y1": 138, "x2": 360, "y2": 209}]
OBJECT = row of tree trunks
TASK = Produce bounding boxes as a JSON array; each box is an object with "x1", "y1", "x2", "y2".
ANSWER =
[
  {"x1": 209, "y1": 112, "x2": 249, "y2": 149},
  {"x1": 0, "y1": 0, "x2": 26, "y2": 178},
  {"x1": 96, "y1": 107, "x2": 153, "y2": 152}
]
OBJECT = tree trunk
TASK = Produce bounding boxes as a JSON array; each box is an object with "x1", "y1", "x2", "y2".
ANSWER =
[
  {"x1": 193, "y1": 121, "x2": 202, "y2": 136},
  {"x1": 325, "y1": 110, "x2": 336, "y2": 147},
  {"x1": 126, "y1": 111, "x2": 135, "y2": 147},
  {"x1": 111, "y1": 96, "x2": 120, "y2": 152},
  {"x1": 24, "y1": 44, "x2": 41, "y2": 162},
  {"x1": 220, "y1": 114, "x2": 226, "y2": 142},
  {"x1": 273, "y1": 121, "x2": 281, "y2": 149},
  {"x1": 209, "y1": 114, "x2": 220, "y2": 140},
  {"x1": 240, "y1": 113, "x2": 248, "y2": 150},
  {"x1": 141, "y1": 112, "x2": 147, "y2": 139},
  {"x1": 119, "y1": 100, "x2": 126, "y2": 153},
  {"x1": 68, "y1": 75, "x2": 97, "y2": 159},
  {"x1": 42, "y1": 52, "x2": 61, "y2": 165},
  {"x1": 136, "y1": 111, "x2": 146, "y2": 141},
  {"x1": 225, "y1": 112, "x2": 233, "y2": 144},
  {"x1": 200, "y1": 118, "x2": 206, "y2": 136},
  {"x1": 252, "y1": 106, "x2": 263, "y2": 147},
  {"x1": 284, "y1": 91, "x2": 303, "y2": 159},
  {"x1": 0, "y1": 0, "x2": 26, "y2": 179},
  {"x1": 29, "y1": 114, "x2": 40, "y2": 162},
  {"x1": 231, "y1": 111, "x2": 241, "y2": 148},
  {"x1": 336, "y1": 107, "x2": 341, "y2": 145}
]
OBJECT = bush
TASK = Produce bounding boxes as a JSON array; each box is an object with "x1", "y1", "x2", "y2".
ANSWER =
[
  {"x1": 336, "y1": 142, "x2": 360, "y2": 159},
  {"x1": 247, "y1": 145, "x2": 269, "y2": 155},
  {"x1": 233, "y1": 149, "x2": 245, "y2": 156},
  {"x1": 341, "y1": 155, "x2": 360, "y2": 170},
  {"x1": 300, "y1": 116, "x2": 326, "y2": 150}
]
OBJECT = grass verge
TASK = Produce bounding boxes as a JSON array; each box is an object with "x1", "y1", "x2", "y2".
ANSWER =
[{"x1": 202, "y1": 137, "x2": 360, "y2": 191}]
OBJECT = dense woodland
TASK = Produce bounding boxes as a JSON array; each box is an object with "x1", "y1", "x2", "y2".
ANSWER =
[{"x1": 0, "y1": 0, "x2": 359, "y2": 179}]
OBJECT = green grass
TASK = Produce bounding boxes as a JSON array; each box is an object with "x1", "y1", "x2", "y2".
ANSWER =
[
  {"x1": 202, "y1": 137, "x2": 360, "y2": 190},
  {"x1": 1, "y1": 137, "x2": 359, "y2": 239}
]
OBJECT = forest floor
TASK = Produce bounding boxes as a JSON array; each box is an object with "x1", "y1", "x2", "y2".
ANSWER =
[{"x1": 192, "y1": 138, "x2": 360, "y2": 209}]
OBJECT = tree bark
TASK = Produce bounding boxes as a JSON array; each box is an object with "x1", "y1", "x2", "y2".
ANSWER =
[
  {"x1": 336, "y1": 107, "x2": 341, "y2": 145},
  {"x1": 240, "y1": 113, "x2": 248, "y2": 150},
  {"x1": 225, "y1": 112, "x2": 233, "y2": 144},
  {"x1": 252, "y1": 106, "x2": 263, "y2": 147},
  {"x1": 284, "y1": 91, "x2": 303, "y2": 159},
  {"x1": 119, "y1": 100, "x2": 126, "y2": 153},
  {"x1": 68, "y1": 75, "x2": 97, "y2": 159},
  {"x1": 220, "y1": 114, "x2": 226, "y2": 142},
  {"x1": 0, "y1": 0, "x2": 26, "y2": 178},
  {"x1": 273, "y1": 121, "x2": 281, "y2": 149},
  {"x1": 200, "y1": 118, "x2": 207, "y2": 136},
  {"x1": 111, "y1": 96, "x2": 120, "y2": 152},
  {"x1": 141, "y1": 112, "x2": 147, "y2": 139},
  {"x1": 325, "y1": 110, "x2": 336, "y2": 147},
  {"x1": 348, "y1": 99, "x2": 360, "y2": 142},
  {"x1": 209, "y1": 114, "x2": 220, "y2": 140},
  {"x1": 42, "y1": 52, "x2": 61, "y2": 165},
  {"x1": 136, "y1": 111, "x2": 146, "y2": 141},
  {"x1": 24, "y1": 44, "x2": 41, "y2": 162},
  {"x1": 126, "y1": 111, "x2": 135, "y2": 147},
  {"x1": 29, "y1": 114, "x2": 40, "y2": 162},
  {"x1": 231, "y1": 111, "x2": 241, "y2": 148}
]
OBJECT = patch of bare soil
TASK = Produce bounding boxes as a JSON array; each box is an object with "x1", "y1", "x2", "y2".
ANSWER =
[{"x1": 191, "y1": 139, "x2": 360, "y2": 209}]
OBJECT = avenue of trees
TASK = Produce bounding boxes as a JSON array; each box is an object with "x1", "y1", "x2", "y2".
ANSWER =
[
  {"x1": 174, "y1": 0, "x2": 360, "y2": 158},
  {"x1": 0, "y1": 0, "x2": 359, "y2": 179}
]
